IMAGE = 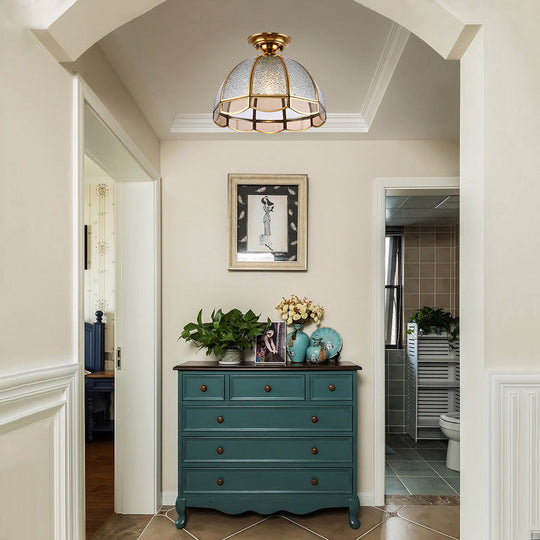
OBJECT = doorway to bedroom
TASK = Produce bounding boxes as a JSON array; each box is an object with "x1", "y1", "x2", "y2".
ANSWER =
[{"x1": 79, "y1": 87, "x2": 162, "y2": 537}]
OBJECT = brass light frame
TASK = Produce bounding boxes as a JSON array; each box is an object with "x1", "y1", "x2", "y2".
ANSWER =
[{"x1": 213, "y1": 33, "x2": 326, "y2": 134}]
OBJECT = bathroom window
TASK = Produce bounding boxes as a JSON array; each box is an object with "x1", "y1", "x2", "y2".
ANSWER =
[{"x1": 385, "y1": 228, "x2": 403, "y2": 348}]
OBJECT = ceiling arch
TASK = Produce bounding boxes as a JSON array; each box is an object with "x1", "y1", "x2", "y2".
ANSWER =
[
  {"x1": 33, "y1": 0, "x2": 477, "y2": 64},
  {"x1": 354, "y1": 0, "x2": 480, "y2": 59}
]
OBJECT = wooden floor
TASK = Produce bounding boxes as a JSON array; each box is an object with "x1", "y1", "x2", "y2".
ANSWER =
[{"x1": 86, "y1": 433, "x2": 114, "y2": 539}]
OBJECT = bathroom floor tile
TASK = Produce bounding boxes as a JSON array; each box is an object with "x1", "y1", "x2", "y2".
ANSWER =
[
  {"x1": 427, "y1": 461, "x2": 460, "y2": 478},
  {"x1": 445, "y1": 477, "x2": 460, "y2": 493},
  {"x1": 385, "y1": 476, "x2": 410, "y2": 495},
  {"x1": 415, "y1": 449, "x2": 447, "y2": 461},
  {"x1": 389, "y1": 461, "x2": 438, "y2": 477},
  {"x1": 404, "y1": 439, "x2": 447, "y2": 450},
  {"x1": 386, "y1": 448, "x2": 421, "y2": 461},
  {"x1": 385, "y1": 435, "x2": 411, "y2": 449},
  {"x1": 386, "y1": 462, "x2": 396, "y2": 476},
  {"x1": 400, "y1": 477, "x2": 458, "y2": 496}
]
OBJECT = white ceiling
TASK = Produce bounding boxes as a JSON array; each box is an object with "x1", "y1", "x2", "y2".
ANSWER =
[{"x1": 98, "y1": 0, "x2": 459, "y2": 140}]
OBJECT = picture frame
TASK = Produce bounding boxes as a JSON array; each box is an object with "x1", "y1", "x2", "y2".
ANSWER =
[
  {"x1": 254, "y1": 322, "x2": 287, "y2": 364},
  {"x1": 228, "y1": 173, "x2": 308, "y2": 271}
]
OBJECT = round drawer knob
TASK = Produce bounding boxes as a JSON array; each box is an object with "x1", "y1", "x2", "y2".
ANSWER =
[
  {"x1": 200, "y1": 385, "x2": 207, "y2": 392},
  {"x1": 311, "y1": 416, "x2": 319, "y2": 423},
  {"x1": 217, "y1": 416, "x2": 224, "y2": 424},
  {"x1": 328, "y1": 384, "x2": 336, "y2": 392},
  {"x1": 264, "y1": 385, "x2": 272, "y2": 393},
  {"x1": 217, "y1": 447, "x2": 224, "y2": 455},
  {"x1": 311, "y1": 447, "x2": 318, "y2": 455},
  {"x1": 217, "y1": 478, "x2": 224, "y2": 486},
  {"x1": 311, "y1": 478, "x2": 318, "y2": 486}
]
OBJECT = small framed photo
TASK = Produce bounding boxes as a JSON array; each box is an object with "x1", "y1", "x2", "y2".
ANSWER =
[
  {"x1": 254, "y1": 322, "x2": 287, "y2": 364},
  {"x1": 228, "y1": 173, "x2": 308, "y2": 271}
]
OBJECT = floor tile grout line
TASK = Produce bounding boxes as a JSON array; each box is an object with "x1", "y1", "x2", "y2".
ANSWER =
[
  {"x1": 396, "y1": 512, "x2": 459, "y2": 540},
  {"x1": 438, "y1": 475, "x2": 460, "y2": 496},
  {"x1": 183, "y1": 526, "x2": 201, "y2": 540},
  {"x1": 280, "y1": 515, "x2": 330, "y2": 539},
  {"x1": 135, "y1": 515, "x2": 160, "y2": 540},
  {"x1": 220, "y1": 516, "x2": 272, "y2": 540},
  {"x1": 355, "y1": 514, "x2": 391, "y2": 539}
]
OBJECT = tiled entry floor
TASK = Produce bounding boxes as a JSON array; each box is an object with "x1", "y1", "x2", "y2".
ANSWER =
[
  {"x1": 386, "y1": 434, "x2": 459, "y2": 496},
  {"x1": 92, "y1": 505, "x2": 460, "y2": 539}
]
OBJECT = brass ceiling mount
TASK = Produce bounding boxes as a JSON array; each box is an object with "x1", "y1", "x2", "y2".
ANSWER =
[{"x1": 247, "y1": 32, "x2": 291, "y2": 55}]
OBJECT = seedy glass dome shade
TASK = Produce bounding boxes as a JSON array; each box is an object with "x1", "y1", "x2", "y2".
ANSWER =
[{"x1": 213, "y1": 33, "x2": 326, "y2": 133}]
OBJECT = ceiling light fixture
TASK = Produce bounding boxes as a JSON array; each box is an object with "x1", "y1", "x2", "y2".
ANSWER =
[{"x1": 213, "y1": 33, "x2": 326, "y2": 133}]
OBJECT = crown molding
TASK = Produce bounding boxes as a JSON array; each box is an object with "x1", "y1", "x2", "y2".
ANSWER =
[
  {"x1": 361, "y1": 24, "x2": 410, "y2": 128},
  {"x1": 170, "y1": 23, "x2": 409, "y2": 135},
  {"x1": 170, "y1": 113, "x2": 369, "y2": 134}
]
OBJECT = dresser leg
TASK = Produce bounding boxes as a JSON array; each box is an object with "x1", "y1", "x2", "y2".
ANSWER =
[
  {"x1": 175, "y1": 498, "x2": 186, "y2": 529},
  {"x1": 348, "y1": 497, "x2": 360, "y2": 529}
]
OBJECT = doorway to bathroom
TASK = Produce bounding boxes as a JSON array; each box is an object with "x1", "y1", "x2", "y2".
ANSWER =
[{"x1": 374, "y1": 177, "x2": 460, "y2": 504}]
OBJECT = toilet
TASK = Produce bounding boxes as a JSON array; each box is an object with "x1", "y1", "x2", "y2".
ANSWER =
[{"x1": 439, "y1": 412, "x2": 460, "y2": 471}]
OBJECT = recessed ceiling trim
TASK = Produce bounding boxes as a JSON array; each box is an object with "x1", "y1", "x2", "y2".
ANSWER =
[
  {"x1": 361, "y1": 23, "x2": 410, "y2": 128},
  {"x1": 170, "y1": 23, "x2": 409, "y2": 135},
  {"x1": 170, "y1": 112, "x2": 369, "y2": 134}
]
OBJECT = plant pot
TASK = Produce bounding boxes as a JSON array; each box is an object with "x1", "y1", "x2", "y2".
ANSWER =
[
  {"x1": 286, "y1": 324, "x2": 310, "y2": 363},
  {"x1": 217, "y1": 349, "x2": 242, "y2": 365}
]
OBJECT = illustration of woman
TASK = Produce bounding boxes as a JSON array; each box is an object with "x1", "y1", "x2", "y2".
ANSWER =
[{"x1": 259, "y1": 196, "x2": 274, "y2": 250}]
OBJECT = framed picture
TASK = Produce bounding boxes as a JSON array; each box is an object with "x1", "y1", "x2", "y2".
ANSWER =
[
  {"x1": 254, "y1": 322, "x2": 287, "y2": 364},
  {"x1": 228, "y1": 173, "x2": 308, "y2": 270}
]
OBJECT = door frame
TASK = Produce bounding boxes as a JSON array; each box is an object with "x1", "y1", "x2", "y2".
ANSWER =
[
  {"x1": 373, "y1": 176, "x2": 459, "y2": 505},
  {"x1": 74, "y1": 75, "x2": 161, "y2": 515}
]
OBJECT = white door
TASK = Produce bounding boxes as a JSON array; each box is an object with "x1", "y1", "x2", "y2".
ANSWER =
[{"x1": 115, "y1": 179, "x2": 161, "y2": 514}]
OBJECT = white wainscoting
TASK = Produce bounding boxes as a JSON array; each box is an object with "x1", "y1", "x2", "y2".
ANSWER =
[
  {"x1": 0, "y1": 363, "x2": 82, "y2": 540},
  {"x1": 490, "y1": 373, "x2": 540, "y2": 540}
]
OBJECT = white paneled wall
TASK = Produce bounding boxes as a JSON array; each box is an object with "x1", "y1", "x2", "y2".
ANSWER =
[
  {"x1": 84, "y1": 179, "x2": 115, "y2": 363},
  {"x1": 490, "y1": 373, "x2": 540, "y2": 540},
  {"x1": 0, "y1": 364, "x2": 81, "y2": 539}
]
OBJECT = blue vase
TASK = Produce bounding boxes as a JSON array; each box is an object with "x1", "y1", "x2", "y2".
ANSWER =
[{"x1": 286, "y1": 324, "x2": 310, "y2": 363}]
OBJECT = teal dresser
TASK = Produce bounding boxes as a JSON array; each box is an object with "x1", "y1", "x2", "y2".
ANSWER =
[{"x1": 174, "y1": 361, "x2": 362, "y2": 529}]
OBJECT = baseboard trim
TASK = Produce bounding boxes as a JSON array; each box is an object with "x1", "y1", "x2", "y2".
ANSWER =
[
  {"x1": 162, "y1": 491, "x2": 177, "y2": 506},
  {"x1": 359, "y1": 492, "x2": 376, "y2": 506}
]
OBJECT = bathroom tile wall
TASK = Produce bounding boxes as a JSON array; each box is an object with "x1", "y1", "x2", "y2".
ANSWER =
[
  {"x1": 386, "y1": 349, "x2": 407, "y2": 433},
  {"x1": 403, "y1": 225, "x2": 459, "y2": 337}
]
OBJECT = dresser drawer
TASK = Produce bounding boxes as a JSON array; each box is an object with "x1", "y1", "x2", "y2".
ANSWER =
[
  {"x1": 229, "y1": 374, "x2": 305, "y2": 400},
  {"x1": 183, "y1": 374, "x2": 225, "y2": 400},
  {"x1": 311, "y1": 374, "x2": 353, "y2": 401},
  {"x1": 183, "y1": 406, "x2": 352, "y2": 431},
  {"x1": 183, "y1": 436, "x2": 353, "y2": 463},
  {"x1": 183, "y1": 467, "x2": 352, "y2": 493}
]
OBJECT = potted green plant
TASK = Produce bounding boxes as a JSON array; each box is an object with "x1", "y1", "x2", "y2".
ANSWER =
[
  {"x1": 179, "y1": 308, "x2": 271, "y2": 364},
  {"x1": 408, "y1": 306, "x2": 459, "y2": 348}
]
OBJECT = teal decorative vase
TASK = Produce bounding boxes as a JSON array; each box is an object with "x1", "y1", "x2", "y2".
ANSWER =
[
  {"x1": 286, "y1": 324, "x2": 310, "y2": 363},
  {"x1": 307, "y1": 337, "x2": 329, "y2": 364}
]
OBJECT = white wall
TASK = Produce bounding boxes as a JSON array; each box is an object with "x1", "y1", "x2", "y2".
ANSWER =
[
  {"x1": 160, "y1": 138, "x2": 459, "y2": 498},
  {"x1": 0, "y1": 1, "x2": 74, "y2": 370}
]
